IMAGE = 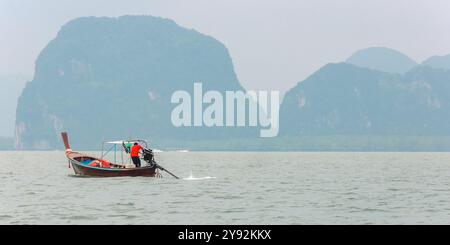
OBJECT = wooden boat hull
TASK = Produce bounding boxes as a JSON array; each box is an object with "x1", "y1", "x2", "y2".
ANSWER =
[
  {"x1": 69, "y1": 158, "x2": 158, "y2": 177},
  {"x1": 61, "y1": 132, "x2": 159, "y2": 177}
]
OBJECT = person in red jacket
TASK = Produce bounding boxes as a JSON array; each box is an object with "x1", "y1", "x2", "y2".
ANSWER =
[{"x1": 130, "y1": 142, "x2": 144, "y2": 167}]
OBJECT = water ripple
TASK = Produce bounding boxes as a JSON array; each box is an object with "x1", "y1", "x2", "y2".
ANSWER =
[{"x1": 2, "y1": 151, "x2": 450, "y2": 224}]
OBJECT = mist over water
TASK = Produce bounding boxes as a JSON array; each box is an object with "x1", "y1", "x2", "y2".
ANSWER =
[{"x1": 1, "y1": 151, "x2": 450, "y2": 224}]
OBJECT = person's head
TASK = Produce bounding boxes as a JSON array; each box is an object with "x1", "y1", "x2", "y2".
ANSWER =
[{"x1": 134, "y1": 142, "x2": 138, "y2": 146}]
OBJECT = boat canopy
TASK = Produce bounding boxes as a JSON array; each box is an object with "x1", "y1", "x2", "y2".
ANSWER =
[{"x1": 105, "y1": 140, "x2": 145, "y2": 145}]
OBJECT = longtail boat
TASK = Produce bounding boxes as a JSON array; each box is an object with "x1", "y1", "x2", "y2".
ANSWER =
[{"x1": 61, "y1": 132, "x2": 171, "y2": 177}]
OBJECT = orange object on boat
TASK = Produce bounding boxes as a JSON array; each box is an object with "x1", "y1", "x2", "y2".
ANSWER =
[
  {"x1": 88, "y1": 160, "x2": 101, "y2": 167},
  {"x1": 88, "y1": 160, "x2": 112, "y2": 168},
  {"x1": 99, "y1": 160, "x2": 111, "y2": 168}
]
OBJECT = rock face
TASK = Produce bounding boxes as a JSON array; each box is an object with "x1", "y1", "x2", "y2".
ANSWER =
[
  {"x1": 15, "y1": 16, "x2": 253, "y2": 150},
  {"x1": 422, "y1": 54, "x2": 450, "y2": 70},
  {"x1": 0, "y1": 75, "x2": 27, "y2": 137},
  {"x1": 346, "y1": 47, "x2": 418, "y2": 74},
  {"x1": 280, "y1": 63, "x2": 450, "y2": 136}
]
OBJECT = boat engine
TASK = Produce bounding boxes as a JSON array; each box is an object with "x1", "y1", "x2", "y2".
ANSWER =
[{"x1": 142, "y1": 148, "x2": 156, "y2": 166}]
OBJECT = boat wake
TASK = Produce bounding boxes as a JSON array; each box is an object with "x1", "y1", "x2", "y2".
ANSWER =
[{"x1": 183, "y1": 171, "x2": 216, "y2": 181}]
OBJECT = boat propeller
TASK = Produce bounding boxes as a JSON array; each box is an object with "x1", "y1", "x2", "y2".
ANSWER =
[{"x1": 142, "y1": 148, "x2": 180, "y2": 179}]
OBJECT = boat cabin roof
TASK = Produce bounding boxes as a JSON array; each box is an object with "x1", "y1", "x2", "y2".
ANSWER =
[{"x1": 105, "y1": 140, "x2": 147, "y2": 145}]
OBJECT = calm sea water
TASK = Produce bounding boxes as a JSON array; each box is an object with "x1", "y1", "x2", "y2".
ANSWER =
[{"x1": 1, "y1": 151, "x2": 450, "y2": 224}]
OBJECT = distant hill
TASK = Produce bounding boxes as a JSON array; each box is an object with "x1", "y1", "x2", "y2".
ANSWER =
[
  {"x1": 15, "y1": 16, "x2": 256, "y2": 150},
  {"x1": 346, "y1": 47, "x2": 417, "y2": 73},
  {"x1": 280, "y1": 62, "x2": 450, "y2": 137},
  {"x1": 14, "y1": 16, "x2": 450, "y2": 151},
  {"x1": 422, "y1": 54, "x2": 450, "y2": 70}
]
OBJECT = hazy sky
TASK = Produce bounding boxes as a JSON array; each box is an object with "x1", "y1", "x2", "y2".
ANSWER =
[{"x1": 1, "y1": 0, "x2": 450, "y2": 136}]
